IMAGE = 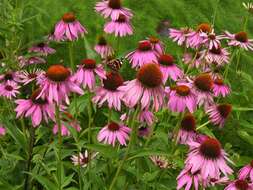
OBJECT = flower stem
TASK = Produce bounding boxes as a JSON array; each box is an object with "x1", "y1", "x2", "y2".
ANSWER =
[
  {"x1": 55, "y1": 104, "x2": 62, "y2": 190},
  {"x1": 196, "y1": 121, "x2": 211, "y2": 130},
  {"x1": 108, "y1": 106, "x2": 140, "y2": 190}
]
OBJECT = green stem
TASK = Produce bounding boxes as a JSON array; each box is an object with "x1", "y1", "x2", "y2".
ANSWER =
[
  {"x1": 211, "y1": 0, "x2": 220, "y2": 26},
  {"x1": 108, "y1": 106, "x2": 140, "y2": 190},
  {"x1": 55, "y1": 104, "x2": 62, "y2": 190},
  {"x1": 236, "y1": 49, "x2": 242, "y2": 73},
  {"x1": 196, "y1": 121, "x2": 211, "y2": 130}
]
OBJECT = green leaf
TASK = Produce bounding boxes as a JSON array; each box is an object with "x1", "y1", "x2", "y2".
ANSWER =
[
  {"x1": 84, "y1": 144, "x2": 118, "y2": 158},
  {"x1": 237, "y1": 130, "x2": 253, "y2": 145},
  {"x1": 31, "y1": 174, "x2": 57, "y2": 190},
  {"x1": 127, "y1": 149, "x2": 170, "y2": 161}
]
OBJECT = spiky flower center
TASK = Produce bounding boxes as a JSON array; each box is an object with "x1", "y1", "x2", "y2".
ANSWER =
[
  {"x1": 199, "y1": 138, "x2": 221, "y2": 159},
  {"x1": 181, "y1": 114, "x2": 196, "y2": 131},
  {"x1": 138, "y1": 41, "x2": 152, "y2": 51},
  {"x1": 30, "y1": 88, "x2": 47, "y2": 104},
  {"x1": 217, "y1": 104, "x2": 232, "y2": 118},
  {"x1": 97, "y1": 36, "x2": 107, "y2": 46},
  {"x1": 4, "y1": 73, "x2": 13, "y2": 80},
  {"x1": 117, "y1": 14, "x2": 127, "y2": 22},
  {"x1": 108, "y1": 0, "x2": 121, "y2": 9},
  {"x1": 82, "y1": 59, "x2": 96, "y2": 69},
  {"x1": 158, "y1": 54, "x2": 174, "y2": 66},
  {"x1": 37, "y1": 43, "x2": 45, "y2": 48},
  {"x1": 197, "y1": 23, "x2": 212, "y2": 33},
  {"x1": 137, "y1": 63, "x2": 163, "y2": 88},
  {"x1": 62, "y1": 12, "x2": 76, "y2": 23},
  {"x1": 214, "y1": 78, "x2": 224, "y2": 86},
  {"x1": 235, "y1": 180, "x2": 249, "y2": 190},
  {"x1": 5, "y1": 85, "x2": 13, "y2": 91},
  {"x1": 209, "y1": 34, "x2": 216, "y2": 40},
  {"x1": 149, "y1": 36, "x2": 160, "y2": 44},
  {"x1": 46, "y1": 65, "x2": 70, "y2": 82},
  {"x1": 108, "y1": 122, "x2": 120, "y2": 131},
  {"x1": 103, "y1": 72, "x2": 123, "y2": 91},
  {"x1": 28, "y1": 73, "x2": 37, "y2": 79},
  {"x1": 194, "y1": 74, "x2": 213, "y2": 92},
  {"x1": 176, "y1": 85, "x2": 190, "y2": 96},
  {"x1": 210, "y1": 47, "x2": 221, "y2": 55},
  {"x1": 235, "y1": 31, "x2": 248, "y2": 43}
]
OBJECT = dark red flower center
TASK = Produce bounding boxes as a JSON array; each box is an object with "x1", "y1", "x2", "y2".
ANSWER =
[
  {"x1": 5, "y1": 85, "x2": 13, "y2": 91},
  {"x1": 46, "y1": 64, "x2": 70, "y2": 82},
  {"x1": 4, "y1": 73, "x2": 13, "y2": 80},
  {"x1": 37, "y1": 43, "x2": 45, "y2": 48},
  {"x1": 176, "y1": 85, "x2": 190, "y2": 96},
  {"x1": 158, "y1": 54, "x2": 174, "y2": 66},
  {"x1": 138, "y1": 41, "x2": 152, "y2": 51},
  {"x1": 108, "y1": 122, "x2": 120, "y2": 131},
  {"x1": 235, "y1": 31, "x2": 248, "y2": 43},
  {"x1": 28, "y1": 73, "x2": 37, "y2": 79},
  {"x1": 210, "y1": 47, "x2": 221, "y2": 55},
  {"x1": 108, "y1": 0, "x2": 121, "y2": 9},
  {"x1": 194, "y1": 74, "x2": 213, "y2": 92},
  {"x1": 62, "y1": 12, "x2": 76, "y2": 23},
  {"x1": 30, "y1": 88, "x2": 47, "y2": 104},
  {"x1": 97, "y1": 36, "x2": 107, "y2": 46},
  {"x1": 116, "y1": 14, "x2": 127, "y2": 22},
  {"x1": 209, "y1": 34, "x2": 216, "y2": 40},
  {"x1": 82, "y1": 59, "x2": 96, "y2": 69},
  {"x1": 197, "y1": 23, "x2": 212, "y2": 33},
  {"x1": 181, "y1": 114, "x2": 196, "y2": 131},
  {"x1": 103, "y1": 72, "x2": 123, "y2": 91},
  {"x1": 235, "y1": 180, "x2": 249, "y2": 190},
  {"x1": 250, "y1": 160, "x2": 253, "y2": 167},
  {"x1": 214, "y1": 78, "x2": 224, "y2": 85},
  {"x1": 149, "y1": 36, "x2": 160, "y2": 44},
  {"x1": 83, "y1": 157, "x2": 89, "y2": 164},
  {"x1": 199, "y1": 138, "x2": 221, "y2": 159},
  {"x1": 217, "y1": 104, "x2": 232, "y2": 118},
  {"x1": 137, "y1": 63, "x2": 163, "y2": 88}
]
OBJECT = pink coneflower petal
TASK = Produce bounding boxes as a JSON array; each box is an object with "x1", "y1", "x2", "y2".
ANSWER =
[{"x1": 29, "y1": 42, "x2": 56, "y2": 56}]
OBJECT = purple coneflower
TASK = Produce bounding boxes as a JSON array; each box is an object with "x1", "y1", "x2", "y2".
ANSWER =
[
  {"x1": 18, "y1": 56, "x2": 46, "y2": 68},
  {"x1": 150, "y1": 155, "x2": 170, "y2": 169},
  {"x1": 224, "y1": 31, "x2": 253, "y2": 51},
  {"x1": 92, "y1": 72, "x2": 125, "y2": 111},
  {"x1": 72, "y1": 59, "x2": 106, "y2": 90},
  {"x1": 177, "y1": 113, "x2": 197, "y2": 145},
  {"x1": 94, "y1": 36, "x2": 114, "y2": 58},
  {"x1": 201, "y1": 30, "x2": 222, "y2": 50},
  {"x1": 37, "y1": 64, "x2": 83, "y2": 104},
  {"x1": 71, "y1": 150, "x2": 98, "y2": 167},
  {"x1": 119, "y1": 63, "x2": 164, "y2": 111},
  {"x1": 182, "y1": 52, "x2": 204, "y2": 69},
  {"x1": 138, "y1": 126, "x2": 150, "y2": 137},
  {"x1": 17, "y1": 69, "x2": 44, "y2": 85},
  {"x1": 0, "y1": 81, "x2": 20, "y2": 99},
  {"x1": 213, "y1": 78, "x2": 230, "y2": 97},
  {"x1": 126, "y1": 40, "x2": 158, "y2": 69},
  {"x1": 186, "y1": 23, "x2": 212, "y2": 48},
  {"x1": 95, "y1": 0, "x2": 133, "y2": 20},
  {"x1": 138, "y1": 109, "x2": 156, "y2": 127},
  {"x1": 204, "y1": 46, "x2": 230, "y2": 66},
  {"x1": 29, "y1": 42, "x2": 56, "y2": 56},
  {"x1": 191, "y1": 73, "x2": 214, "y2": 107},
  {"x1": 54, "y1": 12, "x2": 87, "y2": 41},
  {"x1": 97, "y1": 122, "x2": 131, "y2": 146},
  {"x1": 158, "y1": 54, "x2": 183, "y2": 82},
  {"x1": 225, "y1": 179, "x2": 252, "y2": 190},
  {"x1": 148, "y1": 36, "x2": 164, "y2": 55},
  {"x1": 177, "y1": 168, "x2": 202, "y2": 190},
  {"x1": 0, "y1": 71, "x2": 20, "y2": 83},
  {"x1": 169, "y1": 27, "x2": 193, "y2": 46},
  {"x1": 104, "y1": 14, "x2": 133, "y2": 37},
  {"x1": 53, "y1": 112, "x2": 81, "y2": 136},
  {"x1": 15, "y1": 88, "x2": 55, "y2": 127},
  {"x1": 186, "y1": 137, "x2": 233, "y2": 180},
  {"x1": 238, "y1": 160, "x2": 253, "y2": 181},
  {"x1": 206, "y1": 103, "x2": 232, "y2": 128},
  {"x1": 167, "y1": 83, "x2": 197, "y2": 113}
]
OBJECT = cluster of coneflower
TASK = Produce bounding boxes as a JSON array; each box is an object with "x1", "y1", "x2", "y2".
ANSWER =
[{"x1": 0, "y1": 0, "x2": 253, "y2": 189}]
